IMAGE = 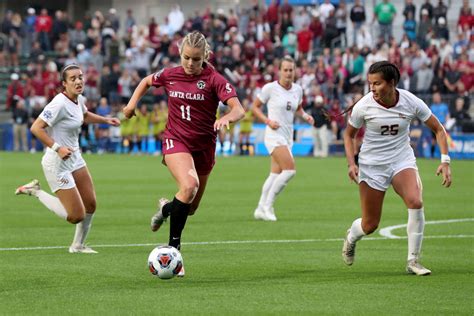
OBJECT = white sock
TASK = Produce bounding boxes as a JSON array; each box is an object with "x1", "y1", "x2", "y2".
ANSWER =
[
  {"x1": 347, "y1": 218, "x2": 366, "y2": 244},
  {"x1": 407, "y1": 208, "x2": 425, "y2": 261},
  {"x1": 263, "y1": 170, "x2": 296, "y2": 210},
  {"x1": 34, "y1": 190, "x2": 68, "y2": 220},
  {"x1": 72, "y1": 213, "x2": 94, "y2": 246},
  {"x1": 257, "y1": 173, "x2": 279, "y2": 207}
]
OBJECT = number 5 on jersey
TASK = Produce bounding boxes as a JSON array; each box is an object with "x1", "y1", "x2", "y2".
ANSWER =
[{"x1": 180, "y1": 105, "x2": 191, "y2": 121}]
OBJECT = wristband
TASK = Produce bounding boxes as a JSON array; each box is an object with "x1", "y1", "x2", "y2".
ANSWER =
[
  {"x1": 51, "y1": 142, "x2": 61, "y2": 152},
  {"x1": 441, "y1": 154, "x2": 450, "y2": 164}
]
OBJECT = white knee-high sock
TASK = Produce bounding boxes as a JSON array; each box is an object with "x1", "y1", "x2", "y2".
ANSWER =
[
  {"x1": 72, "y1": 213, "x2": 94, "y2": 246},
  {"x1": 257, "y1": 173, "x2": 279, "y2": 207},
  {"x1": 33, "y1": 190, "x2": 68, "y2": 220},
  {"x1": 347, "y1": 218, "x2": 366, "y2": 244},
  {"x1": 407, "y1": 208, "x2": 425, "y2": 261},
  {"x1": 263, "y1": 170, "x2": 296, "y2": 209}
]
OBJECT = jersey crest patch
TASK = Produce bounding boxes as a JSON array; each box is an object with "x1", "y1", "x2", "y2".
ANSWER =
[
  {"x1": 197, "y1": 80, "x2": 206, "y2": 89},
  {"x1": 43, "y1": 110, "x2": 53, "y2": 120}
]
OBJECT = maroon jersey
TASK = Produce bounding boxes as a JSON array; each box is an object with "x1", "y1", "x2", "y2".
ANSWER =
[{"x1": 151, "y1": 64, "x2": 237, "y2": 151}]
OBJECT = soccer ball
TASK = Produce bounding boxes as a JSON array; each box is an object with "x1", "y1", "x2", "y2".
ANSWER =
[{"x1": 148, "y1": 245, "x2": 183, "y2": 279}]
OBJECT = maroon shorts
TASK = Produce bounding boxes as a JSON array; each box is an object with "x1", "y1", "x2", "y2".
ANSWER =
[{"x1": 161, "y1": 138, "x2": 216, "y2": 176}]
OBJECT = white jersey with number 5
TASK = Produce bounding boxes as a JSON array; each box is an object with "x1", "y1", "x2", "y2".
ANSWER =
[
  {"x1": 258, "y1": 81, "x2": 303, "y2": 141},
  {"x1": 348, "y1": 89, "x2": 432, "y2": 165}
]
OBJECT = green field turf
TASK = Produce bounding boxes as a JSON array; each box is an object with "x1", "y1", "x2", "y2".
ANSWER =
[{"x1": 0, "y1": 152, "x2": 473, "y2": 315}]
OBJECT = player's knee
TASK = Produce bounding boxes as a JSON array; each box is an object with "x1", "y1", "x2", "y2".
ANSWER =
[
  {"x1": 180, "y1": 181, "x2": 199, "y2": 202},
  {"x1": 84, "y1": 200, "x2": 96, "y2": 214},
  {"x1": 67, "y1": 213, "x2": 84, "y2": 224},
  {"x1": 406, "y1": 197, "x2": 423, "y2": 209},
  {"x1": 362, "y1": 220, "x2": 378, "y2": 235}
]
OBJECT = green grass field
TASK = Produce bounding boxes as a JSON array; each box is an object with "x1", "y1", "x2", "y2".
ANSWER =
[{"x1": 0, "y1": 152, "x2": 473, "y2": 315}]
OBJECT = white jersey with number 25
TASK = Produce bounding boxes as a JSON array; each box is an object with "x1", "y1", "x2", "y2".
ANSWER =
[{"x1": 348, "y1": 89, "x2": 432, "y2": 165}]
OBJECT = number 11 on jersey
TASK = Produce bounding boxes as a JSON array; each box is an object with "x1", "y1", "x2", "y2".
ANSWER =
[{"x1": 180, "y1": 105, "x2": 191, "y2": 121}]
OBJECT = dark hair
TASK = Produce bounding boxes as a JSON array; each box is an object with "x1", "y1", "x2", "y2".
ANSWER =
[
  {"x1": 60, "y1": 64, "x2": 81, "y2": 83},
  {"x1": 368, "y1": 61, "x2": 400, "y2": 86}
]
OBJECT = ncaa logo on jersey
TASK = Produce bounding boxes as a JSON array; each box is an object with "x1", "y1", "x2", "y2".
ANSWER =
[
  {"x1": 197, "y1": 80, "x2": 206, "y2": 89},
  {"x1": 43, "y1": 110, "x2": 53, "y2": 119}
]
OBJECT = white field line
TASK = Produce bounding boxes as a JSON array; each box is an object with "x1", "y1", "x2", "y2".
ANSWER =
[
  {"x1": 379, "y1": 218, "x2": 474, "y2": 239},
  {"x1": 0, "y1": 235, "x2": 473, "y2": 252}
]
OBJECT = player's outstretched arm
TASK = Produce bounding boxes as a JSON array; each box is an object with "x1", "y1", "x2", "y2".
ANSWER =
[
  {"x1": 123, "y1": 74, "x2": 153, "y2": 119},
  {"x1": 214, "y1": 97, "x2": 245, "y2": 131},
  {"x1": 344, "y1": 124, "x2": 359, "y2": 183},
  {"x1": 425, "y1": 114, "x2": 452, "y2": 187}
]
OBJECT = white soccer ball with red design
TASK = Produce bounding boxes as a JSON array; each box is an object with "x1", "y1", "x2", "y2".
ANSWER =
[{"x1": 147, "y1": 245, "x2": 183, "y2": 279}]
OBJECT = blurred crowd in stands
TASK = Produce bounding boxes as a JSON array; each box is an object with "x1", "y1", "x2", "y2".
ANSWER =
[{"x1": 2, "y1": 0, "x2": 473, "y2": 156}]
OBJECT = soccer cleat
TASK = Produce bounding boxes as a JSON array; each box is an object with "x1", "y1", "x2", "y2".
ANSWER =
[
  {"x1": 177, "y1": 265, "x2": 185, "y2": 277},
  {"x1": 15, "y1": 179, "x2": 40, "y2": 196},
  {"x1": 265, "y1": 207, "x2": 277, "y2": 222},
  {"x1": 406, "y1": 259, "x2": 431, "y2": 276},
  {"x1": 254, "y1": 206, "x2": 268, "y2": 221},
  {"x1": 69, "y1": 244, "x2": 98, "y2": 254},
  {"x1": 151, "y1": 198, "x2": 169, "y2": 232},
  {"x1": 342, "y1": 230, "x2": 356, "y2": 265}
]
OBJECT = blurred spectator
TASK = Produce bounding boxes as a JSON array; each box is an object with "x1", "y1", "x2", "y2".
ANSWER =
[
  {"x1": 125, "y1": 9, "x2": 136, "y2": 34},
  {"x1": 373, "y1": 0, "x2": 396, "y2": 44},
  {"x1": 417, "y1": 9, "x2": 433, "y2": 49},
  {"x1": 6, "y1": 73, "x2": 24, "y2": 110},
  {"x1": 35, "y1": 9, "x2": 52, "y2": 51},
  {"x1": 12, "y1": 97, "x2": 28, "y2": 152},
  {"x1": 23, "y1": 8, "x2": 36, "y2": 57},
  {"x1": 403, "y1": 11, "x2": 417, "y2": 42},
  {"x1": 28, "y1": 100, "x2": 44, "y2": 153},
  {"x1": 96, "y1": 97, "x2": 111, "y2": 153},
  {"x1": 433, "y1": 0, "x2": 448, "y2": 25},
  {"x1": 319, "y1": 0, "x2": 335, "y2": 25},
  {"x1": 335, "y1": 0, "x2": 348, "y2": 48},
  {"x1": 403, "y1": 0, "x2": 416, "y2": 20},
  {"x1": 420, "y1": 0, "x2": 434, "y2": 21},
  {"x1": 414, "y1": 60, "x2": 434, "y2": 94},
  {"x1": 328, "y1": 99, "x2": 345, "y2": 140},
  {"x1": 310, "y1": 95, "x2": 330, "y2": 157},
  {"x1": 451, "y1": 97, "x2": 471, "y2": 133},
  {"x1": 282, "y1": 26, "x2": 297, "y2": 58},
  {"x1": 350, "y1": 0, "x2": 366, "y2": 47},
  {"x1": 52, "y1": 10, "x2": 68, "y2": 46},
  {"x1": 107, "y1": 8, "x2": 120, "y2": 33},
  {"x1": 434, "y1": 17, "x2": 449, "y2": 41},
  {"x1": 296, "y1": 24, "x2": 313, "y2": 61},
  {"x1": 168, "y1": 5, "x2": 185, "y2": 35},
  {"x1": 69, "y1": 21, "x2": 86, "y2": 51},
  {"x1": 430, "y1": 92, "x2": 450, "y2": 156}
]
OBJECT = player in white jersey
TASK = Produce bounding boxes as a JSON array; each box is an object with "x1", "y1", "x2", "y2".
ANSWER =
[
  {"x1": 252, "y1": 56, "x2": 314, "y2": 221},
  {"x1": 341, "y1": 61, "x2": 452, "y2": 275},
  {"x1": 15, "y1": 64, "x2": 120, "y2": 254}
]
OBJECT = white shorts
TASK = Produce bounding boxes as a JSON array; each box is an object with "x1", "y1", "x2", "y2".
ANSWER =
[
  {"x1": 41, "y1": 148, "x2": 86, "y2": 193},
  {"x1": 264, "y1": 134, "x2": 293, "y2": 155},
  {"x1": 358, "y1": 158, "x2": 418, "y2": 192}
]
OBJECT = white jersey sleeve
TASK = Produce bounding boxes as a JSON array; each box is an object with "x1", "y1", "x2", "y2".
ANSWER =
[
  {"x1": 40, "y1": 98, "x2": 64, "y2": 127},
  {"x1": 414, "y1": 95, "x2": 432, "y2": 122},
  {"x1": 257, "y1": 82, "x2": 273, "y2": 104},
  {"x1": 348, "y1": 102, "x2": 365, "y2": 129}
]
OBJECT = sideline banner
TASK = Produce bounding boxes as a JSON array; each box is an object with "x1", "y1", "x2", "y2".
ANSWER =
[{"x1": 450, "y1": 134, "x2": 474, "y2": 159}]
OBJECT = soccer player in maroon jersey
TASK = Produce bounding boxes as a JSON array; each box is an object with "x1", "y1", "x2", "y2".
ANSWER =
[{"x1": 123, "y1": 31, "x2": 244, "y2": 276}]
